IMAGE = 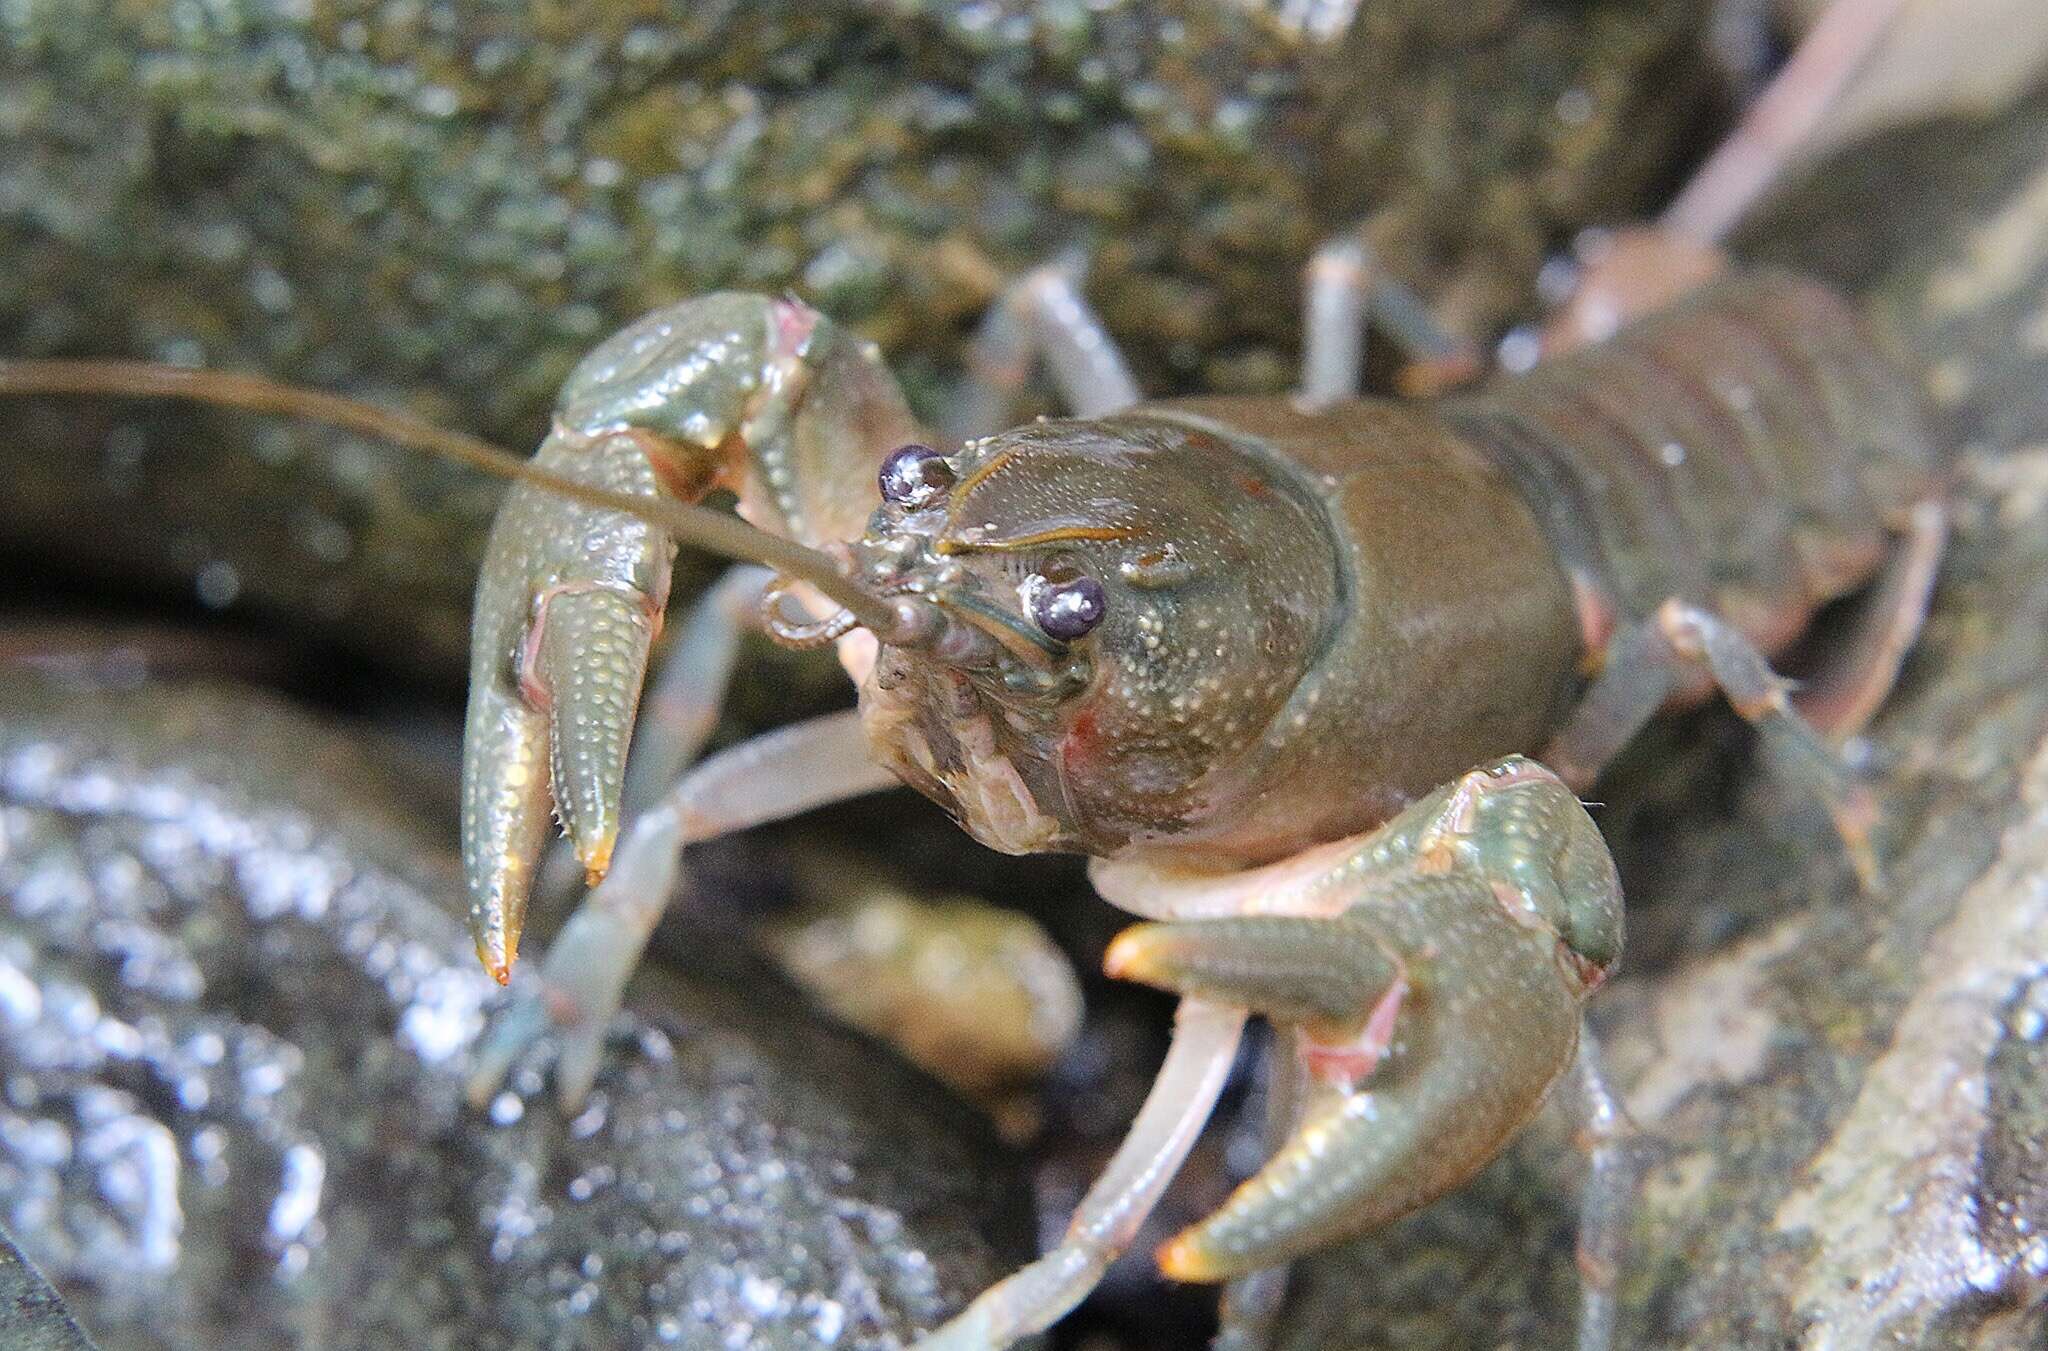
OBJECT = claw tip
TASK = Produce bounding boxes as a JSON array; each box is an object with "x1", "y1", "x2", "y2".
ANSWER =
[
  {"x1": 1102, "y1": 930, "x2": 1142, "y2": 980},
  {"x1": 578, "y1": 830, "x2": 617, "y2": 889},
  {"x1": 476, "y1": 935, "x2": 519, "y2": 986},
  {"x1": 1103, "y1": 925, "x2": 1163, "y2": 983},
  {"x1": 1155, "y1": 1232, "x2": 1225, "y2": 1284}
]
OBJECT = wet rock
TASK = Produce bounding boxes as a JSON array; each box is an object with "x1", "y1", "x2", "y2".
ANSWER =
[
  {"x1": 1270, "y1": 90, "x2": 2048, "y2": 1349},
  {"x1": 0, "y1": 1221, "x2": 97, "y2": 1351},
  {"x1": 0, "y1": 0, "x2": 1715, "y2": 675},
  {"x1": 0, "y1": 679, "x2": 1032, "y2": 1349}
]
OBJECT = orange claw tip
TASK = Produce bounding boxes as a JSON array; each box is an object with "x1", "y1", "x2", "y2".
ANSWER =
[
  {"x1": 1100, "y1": 926, "x2": 1152, "y2": 981},
  {"x1": 1154, "y1": 1232, "x2": 1227, "y2": 1284},
  {"x1": 577, "y1": 830, "x2": 617, "y2": 890},
  {"x1": 473, "y1": 930, "x2": 519, "y2": 986}
]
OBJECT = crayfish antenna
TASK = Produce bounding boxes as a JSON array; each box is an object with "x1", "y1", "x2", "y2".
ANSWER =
[{"x1": 0, "y1": 357, "x2": 903, "y2": 629}]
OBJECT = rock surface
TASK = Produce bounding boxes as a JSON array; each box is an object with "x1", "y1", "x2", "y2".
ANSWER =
[
  {"x1": 0, "y1": 679, "x2": 1032, "y2": 1349},
  {"x1": 0, "y1": 0, "x2": 1714, "y2": 675},
  {"x1": 0, "y1": 1220, "x2": 97, "y2": 1351}
]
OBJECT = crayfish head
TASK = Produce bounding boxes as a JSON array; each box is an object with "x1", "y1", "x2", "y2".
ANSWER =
[{"x1": 848, "y1": 413, "x2": 1340, "y2": 862}]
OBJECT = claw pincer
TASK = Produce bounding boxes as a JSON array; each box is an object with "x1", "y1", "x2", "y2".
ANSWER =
[
  {"x1": 460, "y1": 294, "x2": 917, "y2": 980},
  {"x1": 1108, "y1": 760, "x2": 1622, "y2": 1280},
  {"x1": 463, "y1": 429, "x2": 673, "y2": 982}
]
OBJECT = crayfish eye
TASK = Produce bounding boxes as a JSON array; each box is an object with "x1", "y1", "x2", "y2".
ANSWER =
[
  {"x1": 878, "y1": 443, "x2": 954, "y2": 507},
  {"x1": 1026, "y1": 573, "x2": 1107, "y2": 640}
]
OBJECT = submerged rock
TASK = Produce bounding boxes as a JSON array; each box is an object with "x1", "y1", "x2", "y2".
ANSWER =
[{"x1": 0, "y1": 679, "x2": 1032, "y2": 1349}]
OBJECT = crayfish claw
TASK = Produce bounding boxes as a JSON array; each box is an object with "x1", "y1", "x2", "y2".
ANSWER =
[
  {"x1": 461, "y1": 684, "x2": 552, "y2": 984},
  {"x1": 1103, "y1": 759, "x2": 1624, "y2": 1284},
  {"x1": 461, "y1": 422, "x2": 675, "y2": 983},
  {"x1": 459, "y1": 293, "x2": 921, "y2": 987},
  {"x1": 535, "y1": 583, "x2": 660, "y2": 885}
]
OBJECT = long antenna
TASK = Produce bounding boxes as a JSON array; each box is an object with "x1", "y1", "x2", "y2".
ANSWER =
[{"x1": 0, "y1": 358, "x2": 902, "y2": 633}]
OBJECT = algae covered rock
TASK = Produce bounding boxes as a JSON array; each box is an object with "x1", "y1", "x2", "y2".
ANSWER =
[{"x1": 0, "y1": 1, "x2": 1714, "y2": 674}]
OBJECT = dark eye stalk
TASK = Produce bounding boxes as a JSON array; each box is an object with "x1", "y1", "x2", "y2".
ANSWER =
[
  {"x1": 1027, "y1": 573, "x2": 1107, "y2": 640},
  {"x1": 879, "y1": 442, "x2": 955, "y2": 507}
]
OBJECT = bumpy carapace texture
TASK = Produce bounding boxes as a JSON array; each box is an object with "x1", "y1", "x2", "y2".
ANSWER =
[{"x1": 846, "y1": 274, "x2": 1937, "y2": 875}]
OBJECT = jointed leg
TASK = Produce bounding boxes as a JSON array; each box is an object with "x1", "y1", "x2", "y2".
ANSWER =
[
  {"x1": 1545, "y1": 0, "x2": 1909, "y2": 350},
  {"x1": 1297, "y1": 234, "x2": 1480, "y2": 408},
  {"x1": 621, "y1": 563, "x2": 774, "y2": 815},
  {"x1": 945, "y1": 255, "x2": 1142, "y2": 443},
  {"x1": 1659, "y1": 0, "x2": 1908, "y2": 245},
  {"x1": 1793, "y1": 498, "x2": 1946, "y2": 741},
  {"x1": 914, "y1": 999, "x2": 1249, "y2": 1350},
  {"x1": 1544, "y1": 597, "x2": 1881, "y2": 885},
  {"x1": 468, "y1": 709, "x2": 902, "y2": 1106},
  {"x1": 1568, "y1": 1031, "x2": 1636, "y2": 1351},
  {"x1": 1298, "y1": 238, "x2": 1375, "y2": 409},
  {"x1": 1541, "y1": 617, "x2": 1688, "y2": 791}
]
